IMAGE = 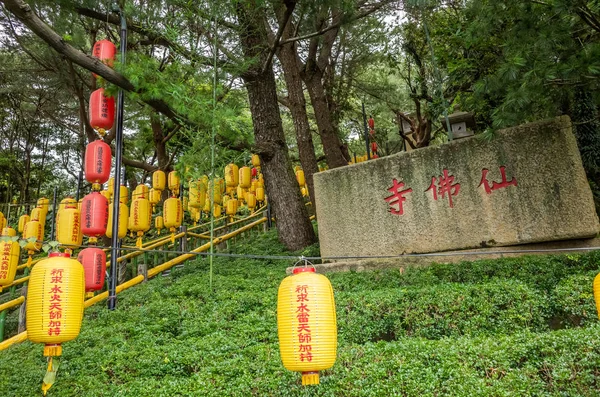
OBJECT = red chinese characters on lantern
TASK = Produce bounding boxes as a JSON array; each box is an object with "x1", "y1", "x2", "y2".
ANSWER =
[
  {"x1": 384, "y1": 178, "x2": 413, "y2": 216},
  {"x1": 296, "y1": 284, "x2": 312, "y2": 362},
  {"x1": 0, "y1": 243, "x2": 11, "y2": 279},
  {"x1": 48, "y1": 268, "x2": 63, "y2": 336},
  {"x1": 426, "y1": 169, "x2": 461, "y2": 208},
  {"x1": 479, "y1": 166, "x2": 517, "y2": 194}
]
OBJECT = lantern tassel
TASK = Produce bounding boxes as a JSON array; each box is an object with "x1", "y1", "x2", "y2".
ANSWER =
[
  {"x1": 41, "y1": 357, "x2": 60, "y2": 396},
  {"x1": 136, "y1": 236, "x2": 143, "y2": 249},
  {"x1": 26, "y1": 254, "x2": 33, "y2": 268},
  {"x1": 170, "y1": 232, "x2": 175, "y2": 244}
]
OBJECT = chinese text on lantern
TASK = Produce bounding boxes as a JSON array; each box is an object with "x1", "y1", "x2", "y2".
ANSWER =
[{"x1": 296, "y1": 284, "x2": 312, "y2": 362}]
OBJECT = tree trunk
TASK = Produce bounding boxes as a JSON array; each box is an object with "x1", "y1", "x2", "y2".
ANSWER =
[
  {"x1": 150, "y1": 113, "x2": 171, "y2": 170},
  {"x1": 303, "y1": 72, "x2": 349, "y2": 169},
  {"x1": 236, "y1": 1, "x2": 316, "y2": 251},
  {"x1": 276, "y1": 13, "x2": 319, "y2": 202}
]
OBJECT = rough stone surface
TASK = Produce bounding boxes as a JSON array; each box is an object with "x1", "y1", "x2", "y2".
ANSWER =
[{"x1": 314, "y1": 116, "x2": 600, "y2": 259}]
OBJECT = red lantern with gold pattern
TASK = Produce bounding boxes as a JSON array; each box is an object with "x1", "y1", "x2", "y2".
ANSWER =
[
  {"x1": 77, "y1": 247, "x2": 106, "y2": 294},
  {"x1": 84, "y1": 140, "x2": 112, "y2": 188},
  {"x1": 81, "y1": 192, "x2": 109, "y2": 241},
  {"x1": 89, "y1": 88, "x2": 115, "y2": 134}
]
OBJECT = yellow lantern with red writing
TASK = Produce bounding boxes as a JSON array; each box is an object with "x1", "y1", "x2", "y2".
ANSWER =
[
  {"x1": 239, "y1": 167, "x2": 251, "y2": 189},
  {"x1": 251, "y1": 154, "x2": 261, "y2": 168},
  {"x1": 189, "y1": 181, "x2": 205, "y2": 209},
  {"x1": 23, "y1": 220, "x2": 44, "y2": 267},
  {"x1": 163, "y1": 198, "x2": 182, "y2": 241},
  {"x1": 226, "y1": 198, "x2": 237, "y2": 218},
  {"x1": 153, "y1": 170, "x2": 166, "y2": 191},
  {"x1": 116, "y1": 185, "x2": 129, "y2": 205},
  {"x1": 203, "y1": 193, "x2": 211, "y2": 213},
  {"x1": 225, "y1": 163, "x2": 239, "y2": 187},
  {"x1": 594, "y1": 273, "x2": 600, "y2": 319},
  {"x1": 213, "y1": 204, "x2": 222, "y2": 218},
  {"x1": 37, "y1": 197, "x2": 50, "y2": 220},
  {"x1": 155, "y1": 215, "x2": 164, "y2": 235},
  {"x1": 277, "y1": 266, "x2": 337, "y2": 386},
  {"x1": 149, "y1": 188, "x2": 161, "y2": 209},
  {"x1": 26, "y1": 251, "x2": 85, "y2": 358},
  {"x1": 130, "y1": 198, "x2": 151, "y2": 248},
  {"x1": 132, "y1": 184, "x2": 149, "y2": 201},
  {"x1": 18, "y1": 214, "x2": 30, "y2": 234},
  {"x1": 106, "y1": 202, "x2": 128, "y2": 239},
  {"x1": 168, "y1": 171, "x2": 180, "y2": 196},
  {"x1": 246, "y1": 192, "x2": 257, "y2": 211},
  {"x1": 31, "y1": 207, "x2": 45, "y2": 225},
  {"x1": 56, "y1": 207, "x2": 83, "y2": 250},
  {"x1": 0, "y1": 228, "x2": 20, "y2": 292},
  {"x1": 256, "y1": 187, "x2": 265, "y2": 202}
]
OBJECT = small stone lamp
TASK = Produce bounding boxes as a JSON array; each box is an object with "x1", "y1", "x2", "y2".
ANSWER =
[{"x1": 443, "y1": 106, "x2": 476, "y2": 139}]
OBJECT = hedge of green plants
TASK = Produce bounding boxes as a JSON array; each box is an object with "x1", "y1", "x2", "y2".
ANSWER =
[{"x1": 0, "y1": 229, "x2": 598, "y2": 396}]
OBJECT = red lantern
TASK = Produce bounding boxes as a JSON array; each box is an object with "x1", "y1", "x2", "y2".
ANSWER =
[
  {"x1": 371, "y1": 141, "x2": 378, "y2": 153},
  {"x1": 89, "y1": 88, "x2": 115, "y2": 134},
  {"x1": 77, "y1": 247, "x2": 106, "y2": 293},
  {"x1": 372, "y1": 153, "x2": 379, "y2": 159},
  {"x1": 251, "y1": 167, "x2": 258, "y2": 177},
  {"x1": 84, "y1": 140, "x2": 112, "y2": 187},
  {"x1": 368, "y1": 116, "x2": 375, "y2": 130},
  {"x1": 81, "y1": 192, "x2": 109, "y2": 240},
  {"x1": 92, "y1": 40, "x2": 116, "y2": 68}
]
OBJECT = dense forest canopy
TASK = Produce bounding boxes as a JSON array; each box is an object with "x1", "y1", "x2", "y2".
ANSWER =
[{"x1": 0, "y1": 0, "x2": 599, "y2": 248}]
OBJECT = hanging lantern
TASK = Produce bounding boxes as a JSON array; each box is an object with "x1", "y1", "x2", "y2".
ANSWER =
[
  {"x1": 277, "y1": 266, "x2": 337, "y2": 385},
  {"x1": 226, "y1": 199, "x2": 237, "y2": 219},
  {"x1": 149, "y1": 188, "x2": 161, "y2": 212},
  {"x1": 56, "y1": 206, "x2": 82, "y2": 251},
  {"x1": 106, "y1": 202, "x2": 128, "y2": 239},
  {"x1": 26, "y1": 251, "x2": 85, "y2": 394},
  {"x1": 239, "y1": 167, "x2": 252, "y2": 189},
  {"x1": 129, "y1": 198, "x2": 151, "y2": 248},
  {"x1": 251, "y1": 154, "x2": 261, "y2": 168},
  {"x1": 252, "y1": 167, "x2": 258, "y2": 178},
  {"x1": 31, "y1": 207, "x2": 45, "y2": 225},
  {"x1": 117, "y1": 185, "x2": 129, "y2": 205},
  {"x1": 246, "y1": 192, "x2": 257, "y2": 211},
  {"x1": 92, "y1": 40, "x2": 116, "y2": 69},
  {"x1": 155, "y1": 215, "x2": 164, "y2": 235},
  {"x1": 368, "y1": 116, "x2": 375, "y2": 131},
  {"x1": 84, "y1": 140, "x2": 112, "y2": 189},
  {"x1": 77, "y1": 247, "x2": 106, "y2": 297},
  {"x1": 37, "y1": 197, "x2": 50, "y2": 220},
  {"x1": 203, "y1": 193, "x2": 211, "y2": 213},
  {"x1": 225, "y1": 163, "x2": 240, "y2": 187},
  {"x1": 59, "y1": 198, "x2": 77, "y2": 212},
  {"x1": 249, "y1": 181, "x2": 257, "y2": 195},
  {"x1": 23, "y1": 221, "x2": 44, "y2": 267},
  {"x1": 189, "y1": 207, "x2": 200, "y2": 225},
  {"x1": 89, "y1": 88, "x2": 115, "y2": 135},
  {"x1": 371, "y1": 141, "x2": 378, "y2": 154},
  {"x1": 77, "y1": 199, "x2": 83, "y2": 212},
  {"x1": 256, "y1": 187, "x2": 265, "y2": 202},
  {"x1": 183, "y1": 197, "x2": 189, "y2": 212},
  {"x1": 189, "y1": 181, "x2": 205, "y2": 209},
  {"x1": 153, "y1": 170, "x2": 166, "y2": 191},
  {"x1": 296, "y1": 170, "x2": 306, "y2": 186},
  {"x1": 81, "y1": 192, "x2": 109, "y2": 242},
  {"x1": 237, "y1": 186, "x2": 245, "y2": 203},
  {"x1": 2, "y1": 227, "x2": 16, "y2": 237},
  {"x1": 0, "y1": 228, "x2": 20, "y2": 292},
  {"x1": 132, "y1": 184, "x2": 149, "y2": 201},
  {"x1": 594, "y1": 273, "x2": 600, "y2": 319},
  {"x1": 213, "y1": 186, "x2": 222, "y2": 207},
  {"x1": 301, "y1": 187, "x2": 309, "y2": 197},
  {"x1": 18, "y1": 214, "x2": 30, "y2": 234},
  {"x1": 100, "y1": 190, "x2": 111, "y2": 201},
  {"x1": 108, "y1": 177, "x2": 115, "y2": 197},
  {"x1": 168, "y1": 171, "x2": 180, "y2": 196},
  {"x1": 213, "y1": 204, "x2": 222, "y2": 218},
  {"x1": 163, "y1": 198, "x2": 182, "y2": 242}
]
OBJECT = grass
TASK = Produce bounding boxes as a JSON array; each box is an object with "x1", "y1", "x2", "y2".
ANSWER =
[{"x1": 0, "y1": 228, "x2": 599, "y2": 396}]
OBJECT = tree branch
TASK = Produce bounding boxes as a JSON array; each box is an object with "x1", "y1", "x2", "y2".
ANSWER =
[{"x1": 262, "y1": 0, "x2": 296, "y2": 74}]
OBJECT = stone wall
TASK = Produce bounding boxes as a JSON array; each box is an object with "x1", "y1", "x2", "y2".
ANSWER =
[{"x1": 313, "y1": 116, "x2": 600, "y2": 259}]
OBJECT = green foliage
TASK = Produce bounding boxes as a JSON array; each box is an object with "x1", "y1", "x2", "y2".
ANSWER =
[{"x1": 1, "y1": 229, "x2": 599, "y2": 396}]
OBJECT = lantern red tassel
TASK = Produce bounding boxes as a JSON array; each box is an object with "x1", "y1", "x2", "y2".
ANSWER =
[
  {"x1": 77, "y1": 247, "x2": 106, "y2": 294},
  {"x1": 84, "y1": 140, "x2": 112, "y2": 188},
  {"x1": 89, "y1": 88, "x2": 115, "y2": 135},
  {"x1": 81, "y1": 192, "x2": 109, "y2": 241}
]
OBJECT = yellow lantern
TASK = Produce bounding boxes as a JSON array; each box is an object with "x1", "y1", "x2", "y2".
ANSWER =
[
  {"x1": 226, "y1": 186, "x2": 236, "y2": 197},
  {"x1": 153, "y1": 170, "x2": 166, "y2": 191},
  {"x1": 0, "y1": 228, "x2": 20, "y2": 292},
  {"x1": 155, "y1": 215, "x2": 164, "y2": 235},
  {"x1": 130, "y1": 198, "x2": 151, "y2": 247},
  {"x1": 250, "y1": 181, "x2": 257, "y2": 194},
  {"x1": 31, "y1": 207, "x2": 44, "y2": 225},
  {"x1": 594, "y1": 273, "x2": 600, "y2": 319},
  {"x1": 222, "y1": 195, "x2": 230, "y2": 207},
  {"x1": 296, "y1": 170, "x2": 306, "y2": 186},
  {"x1": 106, "y1": 203, "x2": 128, "y2": 239},
  {"x1": 246, "y1": 192, "x2": 257, "y2": 211},
  {"x1": 100, "y1": 190, "x2": 111, "y2": 201},
  {"x1": 116, "y1": 185, "x2": 128, "y2": 205},
  {"x1": 203, "y1": 193, "x2": 211, "y2": 213},
  {"x1": 0, "y1": 213, "x2": 6, "y2": 232},
  {"x1": 226, "y1": 199, "x2": 237, "y2": 218},
  {"x1": 301, "y1": 187, "x2": 309, "y2": 197},
  {"x1": 277, "y1": 266, "x2": 337, "y2": 385},
  {"x1": 133, "y1": 184, "x2": 149, "y2": 201},
  {"x1": 209, "y1": 180, "x2": 222, "y2": 205},
  {"x1": 149, "y1": 188, "x2": 161, "y2": 211},
  {"x1": 55, "y1": 207, "x2": 82, "y2": 251},
  {"x1": 26, "y1": 251, "x2": 84, "y2": 359},
  {"x1": 251, "y1": 154, "x2": 261, "y2": 168},
  {"x1": 239, "y1": 167, "x2": 252, "y2": 189},
  {"x1": 163, "y1": 197, "x2": 182, "y2": 242},
  {"x1": 225, "y1": 163, "x2": 240, "y2": 187},
  {"x1": 190, "y1": 207, "x2": 200, "y2": 224},
  {"x1": 37, "y1": 197, "x2": 50, "y2": 219},
  {"x1": 77, "y1": 198, "x2": 83, "y2": 212},
  {"x1": 258, "y1": 174, "x2": 265, "y2": 187},
  {"x1": 213, "y1": 204, "x2": 222, "y2": 218},
  {"x1": 168, "y1": 171, "x2": 180, "y2": 196},
  {"x1": 256, "y1": 187, "x2": 265, "y2": 202},
  {"x1": 189, "y1": 181, "x2": 206, "y2": 209},
  {"x1": 108, "y1": 177, "x2": 115, "y2": 196},
  {"x1": 236, "y1": 186, "x2": 245, "y2": 203},
  {"x1": 23, "y1": 220, "x2": 44, "y2": 266},
  {"x1": 18, "y1": 214, "x2": 30, "y2": 234}
]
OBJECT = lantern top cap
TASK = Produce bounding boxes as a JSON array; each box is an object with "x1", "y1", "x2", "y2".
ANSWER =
[
  {"x1": 293, "y1": 267, "x2": 316, "y2": 274},
  {"x1": 49, "y1": 252, "x2": 71, "y2": 258}
]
